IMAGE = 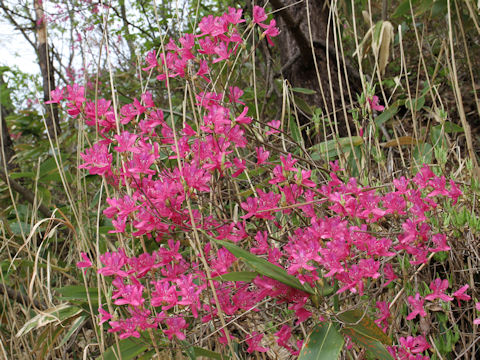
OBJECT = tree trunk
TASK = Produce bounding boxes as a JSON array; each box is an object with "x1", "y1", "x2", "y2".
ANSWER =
[
  {"x1": 0, "y1": 73, "x2": 17, "y2": 172},
  {"x1": 34, "y1": 0, "x2": 61, "y2": 138},
  {"x1": 270, "y1": 0, "x2": 362, "y2": 142}
]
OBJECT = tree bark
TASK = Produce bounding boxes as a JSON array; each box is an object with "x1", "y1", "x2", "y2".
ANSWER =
[
  {"x1": 34, "y1": 0, "x2": 61, "y2": 138},
  {"x1": 0, "y1": 73, "x2": 17, "y2": 172},
  {"x1": 270, "y1": 0, "x2": 362, "y2": 142}
]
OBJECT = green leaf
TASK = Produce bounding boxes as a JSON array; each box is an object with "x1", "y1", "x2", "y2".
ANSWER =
[
  {"x1": 393, "y1": 0, "x2": 418, "y2": 18},
  {"x1": 212, "y1": 271, "x2": 259, "y2": 282},
  {"x1": 16, "y1": 304, "x2": 83, "y2": 337},
  {"x1": 9, "y1": 221, "x2": 31, "y2": 236},
  {"x1": 309, "y1": 136, "x2": 363, "y2": 160},
  {"x1": 293, "y1": 95, "x2": 314, "y2": 116},
  {"x1": 292, "y1": 87, "x2": 317, "y2": 95},
  {"x1": 193, "y1": 346, "x2": 224, "y2": 359},
  {"x1": 56, "y1": 285, "x2": 101, "y2": 306},
  {"x1": 290, "y1": 115, "x2": 303, "y2": 145},
  {"x1": 98, "y1": 338, "x2": 150, "y2": 360},
  {"x1": 213, "y1": 239, "x2": 314, "y2": 295},
  {"x1": 342, "y1": 327, "x2": 393, "y2": 360},
  {"x1": 413, "y1": 143, "x2": 433, "y2": 165},
  {"x1": 374, "y1": 105, "x2": 398, "y2": 127},
  {"x1": 337, "y1": 309, "x2": 392, "y2": 345},
  {"x1": 299, "y1": 322, "x2": 344, "y2": 360},
  {"x1": 39, "y1": 154, "x2": 68, "y2": 182},
  {"x1": 439, "y1": 121, "x2": 464, "y2": 133},
  {"x1": 338, "y1": 309, "x2": 393, "y2": 359},
  {"x1": 405, "y1": 96, "x2": 425, "y2": 112},
  {"x1": 57, "y1": 315, "x2": 87, "y2": 348},
  {"x1": 8, "y1": 171, "x2": 35, "y2": 179}
]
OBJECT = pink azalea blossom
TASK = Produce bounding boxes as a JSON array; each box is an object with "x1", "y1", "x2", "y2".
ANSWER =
[
  {"x1": 425, "y1": 278, "x2": 453, "y2": 302},
  {"x1": 245, "y1": 331, "x2": 268, "y2": 353},
  {"x1": 98, "y1": 307, "x2": 112, "y2": 325},
  {"x1": 452, "y1": 284, "x2": 471, "y2": 305},
  {"x1": 406, "y1": 293, "x2": 427, "y2": 320},
  {"x1": 164, "y1": 317, "x2": 188, "y2": 340},
  {"x1": 367, "y1": 95, "x2": 384, "y2": 111},
  {"x1": 252, "y1": 6, "x2": 267, "y2": 24}
]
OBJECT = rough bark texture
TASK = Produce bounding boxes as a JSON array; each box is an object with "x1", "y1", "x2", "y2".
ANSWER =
[
  {"x1": 270, "y1": 0, "x2": 362, "y2": 141},
  {"x1": 0, "y1": 74, "x2": 17, "y2": 172},
  {"x1": 35, "y1": 0, "x2": 60, "y2": 137}
]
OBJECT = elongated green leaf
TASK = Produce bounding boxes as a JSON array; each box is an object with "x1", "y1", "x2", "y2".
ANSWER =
[
  {"x1": 342, "y1": 327, "x2": 393, "y2": 360},
  {"x1": 413, "y1": 143, "x2": 433, "y2": 165},
  {"x1": 8, "y1": 171, "x2": 35, "y2": 179},
  {"x1": 374, "y1": 105, "x2": 398, "y2": 127},
  {"x1": 98, "y1": 338, "x2": 149, "y2": 360},
  {"x1": 16, "y1": 304, "x2": 83, "y2": 337},
  {"x1": 193, "y1": 346, "x2": 223, "y2": 359},
  {"x1": 213, "y1": 239, "x2": 314, "y2": 295},
  {"x1": 439, "y1": 121, "x2": 464, "y2": 134},
  {"x1": 299, "y1": 322, "x2": 344, "y2": 360},
  {"x1": 292, "y1": 87, "x2": 317, "y2": 95},
  {"x1": 57, "y1": 315, "x2": 87, "y2": 347},
  {"x1": 405, "y1": 96, "x2": 425, "y2": 112},
  {"x1": 213, "y1": 271, "x2": 258, "y2": 282},
  {"x1": 337, "y1": 309, "x2": 392, "y2": 345},
  {"x1": 310, "y1": 136, "x2": 363, "y2": 160},
  {"x1": 290, "y1": 115, "x2": 303, "y2": 145},
  {"x1": 56, "y1": 285, "x2": 102, "y2": 307},
  {"x1": 293, "y1": 95, "x2": 314, "y2": 115}
]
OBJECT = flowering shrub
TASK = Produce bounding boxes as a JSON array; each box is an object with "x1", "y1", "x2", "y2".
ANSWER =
[{"x1": 47, "y1": 5, "x2": 474, "y2": 359}]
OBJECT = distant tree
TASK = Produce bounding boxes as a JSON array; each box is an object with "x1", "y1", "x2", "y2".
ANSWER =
[{"x1": 269, "y1": 0, "x2": 362, "y2": 140}]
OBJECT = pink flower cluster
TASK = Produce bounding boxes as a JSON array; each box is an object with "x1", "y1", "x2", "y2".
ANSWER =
[{"x1": 50, "y1": 7, "x2": 470, "y2": 360}]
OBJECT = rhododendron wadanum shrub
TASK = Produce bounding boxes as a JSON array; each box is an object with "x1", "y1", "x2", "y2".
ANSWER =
[{"x1": 56, "y1": 6, "x2": 469, "y2": 360}]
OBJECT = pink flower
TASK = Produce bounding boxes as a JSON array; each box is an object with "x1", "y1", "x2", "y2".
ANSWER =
[
  {"x1": 275, "y1": 325, "x2": 292, "y2": 348},
  {"x1": 98, "y1": 249, "x2": 128, "y2": 277},
  {"x1": 428, "y1": 233, "x2": 451, "y2": 253},
  {"x1": 425, "y1": 278, "x2": 453, "y2": 302},
  {"x1": 114, "y1": 131, "x2": 139, "y2": 153},
  {"x1": 79, "y1": 143, "x2": 112, "y2": 176},
  {"x1": 164, "y1": 316, "x2": 188, "y2": 340},
  {"x1": 452, "y1": 284, "x2": 471, "y2": 305},
  {"x1": 382, "y1": 263, "x2": 398, "y2": 287},
  {"x1": 245, "y1": 331, "x2": 268, "y2": 353},
  {"x1": 98, "y1": 307, "x2": 112, "y2": 325},
  {"x1": 229, "y1": 86, "x2": 245, "y2": 104},
  {"x1": 253, "y1": 6, "x2": 267, "y2": 24},
  {"x1": 45, "y1": 87, "x2": 64, "y2": 104},
  {"x1": 231, "y1": 157, "x2": 246, "y2": 178},
  {"x1": 256, "y1": 147, "x2": 270, "y2": 164},
  {"x1": 406, "y1": 293, "x2": 427, "y2": 320},
  {"x1": 235, "y1": 106, "x2": 252, "y2": 124},
  {"x1": 262, "y1": 19, "x2": 280, "y2": 46},
  {"x1": 76, "y1": 252, "x2": 92, "y2": 271},
  {"x1": 224, "y1": 7, "x2": 245, "y2": 24},
  {"x1": 374, "y1": 301, "x2": 391, "y2": 332},
  {"x1": 113, "y1": 283, "x2": 145, "y2": 308},
  {"x1": 142, "y1": 50, "x2": 158, "y2": 71},
  {"x1": 367, "y1": 95, "x2": 384, "y2": 111},
  {"x1": 398, "y1": 335, "x2": 430, "y2": 354},
  {"x1": 212, "y1": 42, "x2": 232, "y2": 63},
  {"x1": 266, "y1": 120, "x2": 281, "y2": 135}
]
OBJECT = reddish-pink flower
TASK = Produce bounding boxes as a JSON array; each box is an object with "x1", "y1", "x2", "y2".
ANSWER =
[
  {"x1": 406, "y1": 293, "x2": 427, "y2": 320},
  {"x1": 452, "y1": 284, "x2": 471, "y2": 305},
  {"x1": 76, "y1": 252, "x2": 92, "y2": 271},
  {"x1": 367, "y1": 95, "x2": 384, "y2": 111},
  {"x1": 425, "y1": 278, "x2": 453, "y2": 302},
  {"x1": 245, "y1": 331, "x2": 268, "y2": 353}
]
